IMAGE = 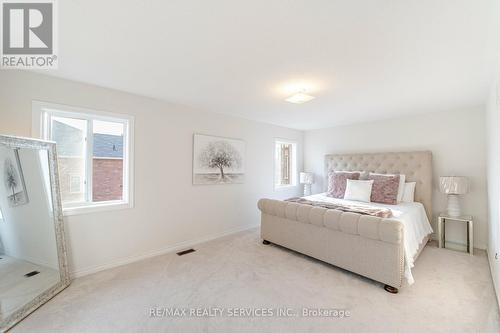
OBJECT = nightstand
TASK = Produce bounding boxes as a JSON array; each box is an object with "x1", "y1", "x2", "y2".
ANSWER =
[{"x1": 437, "y1": 214, "x2": 473, "y2": 255}]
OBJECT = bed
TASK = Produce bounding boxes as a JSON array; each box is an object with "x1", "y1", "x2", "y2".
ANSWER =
[{"x1": 257, "y1": 151, "x2": 433, "y2": 293}]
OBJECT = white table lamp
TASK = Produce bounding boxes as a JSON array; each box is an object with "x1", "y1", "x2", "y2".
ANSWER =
[
  {"x1": 300, "y1": 172, "x2": 314, "y2": 196},
  {"x1": 439, "y1": 176, "x2": 469, "y2": 217}
]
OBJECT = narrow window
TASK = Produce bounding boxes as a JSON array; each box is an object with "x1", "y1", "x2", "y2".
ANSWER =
[
  {"x1": 275, "y1": 140, "x2": 297, "y2": 188},
  {"x1": 69, "y1": 175, "x2": 83, "y2": 194}
]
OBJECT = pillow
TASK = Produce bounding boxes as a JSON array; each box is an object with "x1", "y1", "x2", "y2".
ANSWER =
[
  {"x1": 328, "y1": 171, "x2": 361, "y2": 198},
  {"x1": 367, "y1": 173, "x2": 400, "y2": 204},
  {"x1": 369, "y1": 172, "x2": 406, "y2": 203},
  {"x1": 344, "y1": 179, "x2": 374, "y2": 202},
  {"x1": 397, "y1": 174, "x2": 406, "y2": 202},
  {"x1": 402, "y1": 182, "x2": 416, "y2": 203},
  {"x1": 327, "y1": 170, "x2": 363, "y2": 192}
]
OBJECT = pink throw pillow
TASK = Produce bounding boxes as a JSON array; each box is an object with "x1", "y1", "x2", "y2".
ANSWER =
[
  {"x1": 328, "y1": 171, "x2": 361, "y2": 198},
  {"x1": 367, "y1": 174, "x2": 400, "y2": 204}
]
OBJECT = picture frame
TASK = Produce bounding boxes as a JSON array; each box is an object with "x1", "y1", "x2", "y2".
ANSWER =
[
  {"x1": 193, "y1": 134, "x2": 245, "y2": 185},
  {"x1": 2, "y1": 148, "x2": 29, "y2": 207}
]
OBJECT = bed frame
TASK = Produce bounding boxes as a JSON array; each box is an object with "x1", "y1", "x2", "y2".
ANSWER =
[{"x1": 258, "y1": 151, "x2": 432, "y2": 293}]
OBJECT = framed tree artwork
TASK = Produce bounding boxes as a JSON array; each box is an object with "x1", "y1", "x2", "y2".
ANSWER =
[
  {"x1": 193, "y1": 134, "x2": 245, "y2": 185},
  {"x1": 2, "y1": 148, "x2": 29, "y2": 207}
]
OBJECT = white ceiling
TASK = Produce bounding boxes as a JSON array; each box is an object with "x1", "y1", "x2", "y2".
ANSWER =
[{"x1": 44, "y1": 0, "x2": 500, "y2": 130}]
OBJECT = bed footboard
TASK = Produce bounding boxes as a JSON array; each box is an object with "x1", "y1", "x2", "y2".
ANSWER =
[{"x1": 258, "y1": 198, "x2": 405, "y2": 289}]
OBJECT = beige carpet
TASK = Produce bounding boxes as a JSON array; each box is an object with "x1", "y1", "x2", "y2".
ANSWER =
[{"x1": 11, "y1": 228, "x2": 500, "y2": 333}]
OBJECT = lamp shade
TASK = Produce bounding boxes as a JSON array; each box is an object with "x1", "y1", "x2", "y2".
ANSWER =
[
  {"x1": 439, "y1": 176, "x2": 469, "y2": 195},
  {"x1": 299, "y1": 172, "x2": 314, "y2": 185}
]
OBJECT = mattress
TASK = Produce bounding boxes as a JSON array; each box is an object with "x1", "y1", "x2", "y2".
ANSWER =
[{"x1": 304, "y1": 193, "x2": 433, "y2": 284}]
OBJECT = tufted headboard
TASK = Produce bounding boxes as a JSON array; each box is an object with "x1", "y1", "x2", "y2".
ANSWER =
[{"x1": 325, "y1": 151, "x2": 432, "y2": 220}]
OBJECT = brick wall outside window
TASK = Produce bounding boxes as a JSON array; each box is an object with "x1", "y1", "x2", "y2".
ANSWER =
[{"x1": 92, "y1": 158, "x2": 123, "y2": 202}]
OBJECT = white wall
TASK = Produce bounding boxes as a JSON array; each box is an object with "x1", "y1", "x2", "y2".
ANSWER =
[
  {"x1": 0, "y1": 71, "x2": 303, "y2": 276},
  {"x1": 486, "y1": 74, "x2": 500, "y2": 306},
  {"x1": 304, "y1": 108, "x2": 488, "y2": 250},
  {"x1": 0, "y1": 147, "x2": 59, "y2": 269}
]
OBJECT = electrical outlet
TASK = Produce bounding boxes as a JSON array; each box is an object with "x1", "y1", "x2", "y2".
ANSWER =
[{"x1": 496, "y1": 252, "x2": 499, "y2": 260}]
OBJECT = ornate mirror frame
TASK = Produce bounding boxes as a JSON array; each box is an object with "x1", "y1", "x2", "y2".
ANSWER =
[{"x1": 0, "y1": 135, "x2": 70, "y2": 332}]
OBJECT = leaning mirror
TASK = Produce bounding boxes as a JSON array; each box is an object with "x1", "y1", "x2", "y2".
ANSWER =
[{"x1": 0, "y1": 135, "x2": 70, "y2": 332}]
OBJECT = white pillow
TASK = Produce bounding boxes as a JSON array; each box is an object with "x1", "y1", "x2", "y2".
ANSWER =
[
  {"x1": 402, "y1": 182, "x2": 416, "y2": 203},
  {"x1": 344, "y1": 179, "x2": 374, "y2": 202},
  {"x1": 396, "y1": 174, "x2": 406, "y2": 202},
  {"x1": 369, "y1": 172, "x2": 406, "y2": 203}
]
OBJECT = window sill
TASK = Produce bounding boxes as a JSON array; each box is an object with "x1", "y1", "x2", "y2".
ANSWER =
[{"x1": 63, "y1": 201, "x2": 133, "y2": 216}]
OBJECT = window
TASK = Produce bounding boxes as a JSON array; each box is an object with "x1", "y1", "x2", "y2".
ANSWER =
[
  {"x1": 33, "y1": 101, "x2": 134, "y2": 215},
  {"x1": 69, "y1": 175, "x2": 83, "y2": 193},
  {"x1": 275, "y1": 140, "x2": 297, "y2": 188}
]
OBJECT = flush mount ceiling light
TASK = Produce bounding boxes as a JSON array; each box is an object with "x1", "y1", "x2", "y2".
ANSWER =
[
  {"x1": 285, "y1": 92, "x2": 315, "y2": 104},
  {"x1": 278, "y1": 80, "x2": 320, "y2": 104}
]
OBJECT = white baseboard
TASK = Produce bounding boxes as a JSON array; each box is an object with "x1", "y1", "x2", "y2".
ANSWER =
[
  {"x1": 70, "y1": 224, "x2": 259, "y2": 278},
  {"x1": 486, "y1": 249, "x2": 500, "y2": 313},
  {"x1": 430, "y1": 232, "x2": 486, "y2": 251},
  {"x1": 444, "y1": 240, "x2": 468, "y2": 252}
]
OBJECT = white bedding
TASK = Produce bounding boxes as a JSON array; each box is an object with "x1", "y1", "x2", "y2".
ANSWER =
[{"x1": 304, "y1": 193, "x2": 433, "y2": 285}]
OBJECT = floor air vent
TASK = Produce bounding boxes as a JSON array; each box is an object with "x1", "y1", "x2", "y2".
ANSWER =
[
  {"x1": 177, "y1": 248, "x2": 195, "y2": 256},
  {"x1": 24, "y1": 271, "x2": 40, "y2": 277}
]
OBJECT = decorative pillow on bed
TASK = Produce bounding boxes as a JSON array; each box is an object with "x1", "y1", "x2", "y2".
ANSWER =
[
  {"x1": 344, "y1": 179, "x2": 374, "y2": 202},
  {"x1": 328, "y1": 171, "x2": 361, "y2": 198},
  {"x1": 327, "y1": 170, "x2": 362, "y2": 190},
  {"x1": 369, "y1": 172, "x2": 405, "y2": 202},
  {"x1": 367, "y1": 173, "x2": 400, "y2": 204}
]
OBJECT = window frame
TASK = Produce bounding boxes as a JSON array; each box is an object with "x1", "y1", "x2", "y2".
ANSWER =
[
  {"x1": 274, "y1": 139, "x2": 298, "y2": 190},
  {"x1": 32, "y1": 101, "x2": 134, "y2": 216}
]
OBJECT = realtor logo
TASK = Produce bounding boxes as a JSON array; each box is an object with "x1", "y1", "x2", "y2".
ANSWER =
[{"x1": 1, "y1": 0, "x2": 57, "y2": 68}]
